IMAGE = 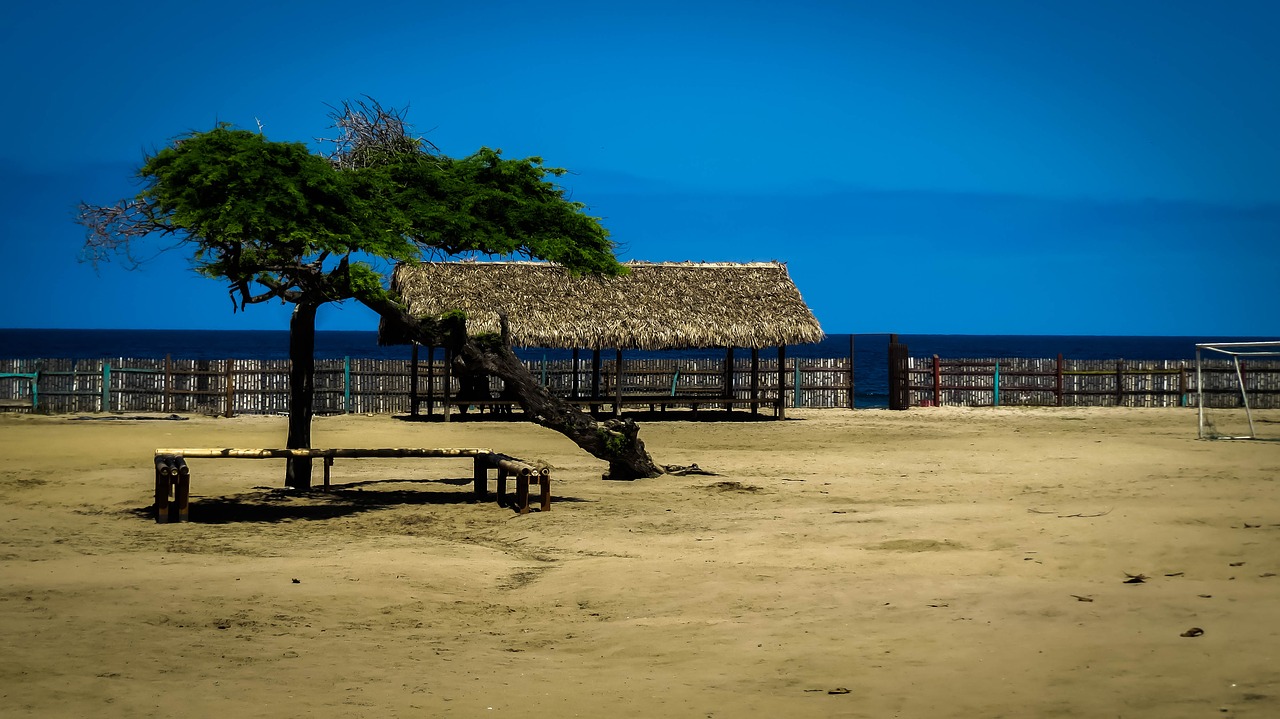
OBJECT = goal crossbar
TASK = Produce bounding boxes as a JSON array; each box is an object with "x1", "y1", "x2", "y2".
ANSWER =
[{"x1": 1196, "y1": 341, "x2": 1280, "y2": 440}]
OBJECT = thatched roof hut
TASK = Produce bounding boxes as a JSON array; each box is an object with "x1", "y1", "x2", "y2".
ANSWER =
[{"x1": 380, "y1": 260, "x2": 824, "y2": 350}]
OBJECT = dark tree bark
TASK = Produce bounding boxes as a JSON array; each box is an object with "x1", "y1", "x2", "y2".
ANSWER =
[
  {"x1": 285, "y1": 301, "x2": 319, "y2": 489},
  {"x1": 358, "y1": 293, "x2": 664, "y2": 480}
]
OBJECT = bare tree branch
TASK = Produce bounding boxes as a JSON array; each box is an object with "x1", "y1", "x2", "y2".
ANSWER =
[{"x1": 317, "y1": 96, "x2": 440, "y2": 170}]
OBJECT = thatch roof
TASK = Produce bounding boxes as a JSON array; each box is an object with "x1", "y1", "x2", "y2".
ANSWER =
[{"x1": 379, "y1": 261, "x2": 824, "y2": 350}]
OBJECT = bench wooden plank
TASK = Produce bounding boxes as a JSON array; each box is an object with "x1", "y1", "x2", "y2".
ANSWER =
[{"x1": 156, "y1": 447, "x2": 494, "y2": 459}]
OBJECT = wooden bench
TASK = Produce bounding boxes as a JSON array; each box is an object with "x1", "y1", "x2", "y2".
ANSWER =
[{"x1": 151, "y1": 447, "x2": 551, "y2": 523}]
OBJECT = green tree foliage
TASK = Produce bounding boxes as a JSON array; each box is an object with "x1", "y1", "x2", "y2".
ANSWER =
[{"x1": 86, "y1": 115, "x2": 622, "y2": 310}]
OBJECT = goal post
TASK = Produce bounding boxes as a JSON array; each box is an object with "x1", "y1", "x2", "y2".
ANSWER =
[{"x1": 1196, "y1": 341, "x2": 1280, "y2": 440}]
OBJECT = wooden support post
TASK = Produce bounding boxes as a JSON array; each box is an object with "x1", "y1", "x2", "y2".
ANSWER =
[
  {"x1": 224, "y1": 359, "x2": 235, "y2": 418},
  {"x1": 174, "y1": 459, "x2": 189, "y2": 522},
  {"x1": 848, "y1": 335, "x2": 856, "y2": 409},
  {"x1": 323, "y1": 456, "x2": 333, "y2": 488},
  {"x1": 614, "y1": 349, "x2": 623, "y2": 417},
  {"x1": 154, "y1": 455, "x2": 171, "y2": 524},
  {"x1": 410, "y1": 344, "x2": 419, "y2": 417},
  {"x1": 539, "y1": 469, "x2": 551, "y2": 512},
  {"x1": 516, "y1": 468, "x2": 531, "y2": 514},
  {"x1": 777, "y1": 345, "x2": 787, "y2": 420},
  {"x1": 751, "y1": 348, "x2": 760, "y2": 415},
  {"x1": 473, "y1": 455, "x2": 488, "y2": 500},
  {"x1": 1055, "y1": 353, "x2": 1064, "y2": 407},
  {"x1": 724, "y1": 347, "x2": 735, "y2": 412},
  {"x1": 496, "y1": 467, "x2": 508, "y2": 507}
]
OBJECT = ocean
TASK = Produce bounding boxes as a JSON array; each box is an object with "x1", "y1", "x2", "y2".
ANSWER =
[{"x1": 1, "y1": 329, "x2": 1271, "y2": 408}]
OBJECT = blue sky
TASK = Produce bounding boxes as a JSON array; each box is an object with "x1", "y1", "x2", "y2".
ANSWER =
[{"x1": 2, "y1": 0, "x2": 1277, "y2": 335}]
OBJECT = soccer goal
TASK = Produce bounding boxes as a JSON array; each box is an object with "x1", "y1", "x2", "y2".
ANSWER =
[{"x1": 1196, "y1": 341, "x2": 1280, "y2": 440}]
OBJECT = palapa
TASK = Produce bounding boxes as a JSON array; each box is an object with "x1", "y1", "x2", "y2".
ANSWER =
[{"x1": 378, "y1": 260, "x2": 824, "y2": 350}]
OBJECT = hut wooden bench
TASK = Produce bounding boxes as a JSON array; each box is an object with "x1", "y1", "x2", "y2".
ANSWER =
[{"x1": 151, "y1": 447, "x2": 551, "y2": 523}]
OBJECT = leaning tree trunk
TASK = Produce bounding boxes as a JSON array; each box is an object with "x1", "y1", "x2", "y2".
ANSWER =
[
  {"x1": 285, "y1": 301, "x2": 319, "y2": 489},
  {"x1": 456, "y1": 339, "x2": 663, "y2": 480},
  {"x1": 358, "y1": 293, "x2": 663, "y2": 480}
]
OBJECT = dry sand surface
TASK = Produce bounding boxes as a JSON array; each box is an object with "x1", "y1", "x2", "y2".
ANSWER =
[{"x1": 1, "y1": 406, "x2": 1278, "y2": 718}]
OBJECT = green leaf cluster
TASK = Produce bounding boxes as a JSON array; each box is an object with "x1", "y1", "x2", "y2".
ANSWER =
[{"x1": 131, "y1": 115, "x2": 624, "y2": 305}]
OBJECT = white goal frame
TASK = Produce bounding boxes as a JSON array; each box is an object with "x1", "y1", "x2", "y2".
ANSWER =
[{"x1": 1196, "y1": 341, "x2": 1280, "y2": 440}]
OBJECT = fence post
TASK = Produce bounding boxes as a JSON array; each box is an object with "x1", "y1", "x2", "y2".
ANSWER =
[
  {"x1": 1055, "y1": 354, "x2": 1064, "y2": 407},
  {"x1": 163, "y1": 354, "x2": 172, "y2": 413},
  {"x1": 344, "y1": 356, "x2": 352, "y2": 413},
  {"x1": 102, "y1": 362, "x2": 111, "y2": 412},
  {"x1": 993, "y1": 361, "x2": 1000, "y2": 407},
  {"x1": 224, "y1": 359, "x2": 235, "y2": 418},
  {"x1": 848, "y1": 335, "x2": 856, "y2": 409},
  {"x1": 932, "y1": 355, "x2": 941, "y2": 407},
  {"x1": 887, "y1": 335, "x2": 909, "y2": 410}
]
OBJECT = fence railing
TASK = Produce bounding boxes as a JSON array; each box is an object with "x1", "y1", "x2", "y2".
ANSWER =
[
  {"x1": 0, "y1": 356, "x2": 857, "y2": 415},
  {"x1": 905, "y1": 355, "x2": 1280, "y2": 408}
]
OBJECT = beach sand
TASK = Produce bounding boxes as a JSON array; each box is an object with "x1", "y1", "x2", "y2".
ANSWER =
[{"x1": 1, "y1": 407, "x2": 1277, "y2": 718}]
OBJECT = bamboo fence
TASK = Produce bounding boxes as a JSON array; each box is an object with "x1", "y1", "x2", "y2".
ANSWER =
[
  {"x1": 6, "y1": 353, "x2": 1273, "y2": 415},
  {"x1": 0, "y1": 356, "x2": 856, "y2": 415},
  {"x1": 904, "y1": 355, "x2": 1280, "y2": 409}
]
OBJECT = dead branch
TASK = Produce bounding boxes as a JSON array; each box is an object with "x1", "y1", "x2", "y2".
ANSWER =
[{"x1": 318, "y1": 97, "x2": 440, "y2": 170}]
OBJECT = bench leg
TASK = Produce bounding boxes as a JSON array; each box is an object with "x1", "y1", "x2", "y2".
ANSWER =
[
  {"x1": 323, "y1": 456, "x2": 333, "y2": 489},
  {"x1": 154, "y1": 466, "x2": 171, "y2": 524},
  {"x1": 516, "y1": 470, "x2": 530, "y2": 514},
  {"x1": 540, "y1": 471, "x2": 551, "y2": 512},
  {"x1": 473, "y1": 456, "x2": 488, "y2": 501},
  {"x1": 174, "y1": 472, "x2": 190, "y2": 522},
  {"x1": 496, "y1": 468, "x2": 507, "y2": 507}
]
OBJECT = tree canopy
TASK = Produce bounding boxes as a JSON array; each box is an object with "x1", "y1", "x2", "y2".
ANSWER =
[{"x1": 82, "y1": 105, "x2": 624, "y2": 315}]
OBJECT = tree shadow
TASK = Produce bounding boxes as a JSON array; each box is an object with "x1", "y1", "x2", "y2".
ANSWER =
[{"x1": 128, "y1": 477, "x2": 588, "y2": 524}]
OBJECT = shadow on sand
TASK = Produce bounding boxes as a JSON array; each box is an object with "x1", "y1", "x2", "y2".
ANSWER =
[{"x1": 129, "y1": 477, "x2": 587, "y2": 524}]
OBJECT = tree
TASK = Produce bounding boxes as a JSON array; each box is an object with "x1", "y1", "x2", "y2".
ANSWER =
[{"x1": 79, "y1": 100, "x2": 664, "y2": 483}]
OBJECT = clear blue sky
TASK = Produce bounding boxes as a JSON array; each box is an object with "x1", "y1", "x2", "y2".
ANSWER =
[{"x1": 2, "y1": 0, "x2": 1277, "y2": 335}]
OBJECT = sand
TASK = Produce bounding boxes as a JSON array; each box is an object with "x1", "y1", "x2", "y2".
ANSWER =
[{"x1": 1, "y1": 406, "x2": 1278, "y2": 718}]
